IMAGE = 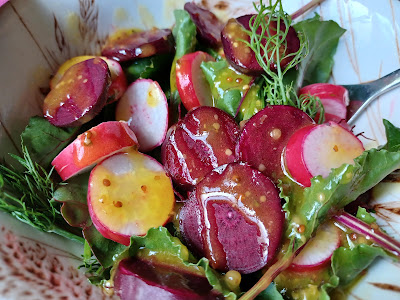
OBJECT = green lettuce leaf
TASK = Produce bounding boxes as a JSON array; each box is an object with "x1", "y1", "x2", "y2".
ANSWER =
[
  {"x1": 169, "y1": 9, "x2": 197, "y2": 121},
  {"x1": 201, "y1": 60, "x2": 262, "y2": 119},
  {"x1": 356, "y1": 207, "x2": 376, "y2": 224},
  {"x1": 284, "y1": 147, "x2": 400, "y2": 250},
  {"x1": 53, "y1": 174, "x2": 127, "y2": 270},
  {"x1": 21, "y1": 116, "x2": 78, "y2": 168},
  {"x1": 123, "y1": 227, "x2": 237, "y2": 299},
  {"x1": 383, "y1": 119, "x2": 400, "y2": 152},
  {"x1": 292, "y1": 14, "x2": 346, "y2": 88},
  {"x1": 256, "y1": 283, "x2": 284, "y2": 300},
  {"x1": 331, "y1": 244, "x2": 389, "y2": 286}
]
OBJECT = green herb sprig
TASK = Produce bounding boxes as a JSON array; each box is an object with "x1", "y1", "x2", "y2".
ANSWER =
[
  {"x1": 244, "y1": 0, "x2": 325, "y2": 123},
  {"x1": 0, "y1": 145, "x2": 84, "y2": 243}
]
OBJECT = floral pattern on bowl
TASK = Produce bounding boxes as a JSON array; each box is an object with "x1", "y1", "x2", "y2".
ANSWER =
[{"x1": 0, "y1": 0, "x2": 400, "y2": 299}]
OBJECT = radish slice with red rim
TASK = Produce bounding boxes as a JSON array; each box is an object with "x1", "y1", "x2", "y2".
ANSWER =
[
  {"x1": 289, "y1": 222, "x2": 341, "y2": 272},
  {"x1": 116, "y1": 79, "x2": 169, "y2": 152},
  {"x1": 285, "y1": 121, "x2": 364, "y2": 187},
  {"x1": 87, "y1": 149, "x2": 175, "y2": 245},
  {"x1": 52, "y1": 121, "x2": 138, "y2": 181}
]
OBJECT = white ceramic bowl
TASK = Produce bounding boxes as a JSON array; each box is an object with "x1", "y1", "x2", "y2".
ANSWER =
[{"x1": 0, "y1": 0, "x2": 399, "y2": 299}]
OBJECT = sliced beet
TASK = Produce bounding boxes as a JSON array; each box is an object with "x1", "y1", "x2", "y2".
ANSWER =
[
  {"x1": 114, "y1": 257, "x2": 221, "y2": 300},
  {"x1": 179, "y1": 162, "x2": 284, "y2": 274},
  {"x1": 184, "y1": 2, "x2": 224, "y2": 47},
  {"x1": 221, "y1": 15, "x2": 300, "y2": 75},
  {"x1": 43, "y1": 58, "x2": 110, "y2": 127},
  {"x1": 162, "y1": 106, "x2": 240, "y2": 190},
  {"x1": 101, "y1": 29, "x2": 174, "y2": 62},
  {"x1": 236, "y1": 105, "x2": 314, "y2": 183}
]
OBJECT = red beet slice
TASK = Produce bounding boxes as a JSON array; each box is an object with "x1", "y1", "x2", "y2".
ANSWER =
[
  {"x1": 115, "y1": 257, "x2": 221, "y2": 300},
  {"x1": 101, "y1": 29, "x2": 174, "y2": 62},
  {"x1": 180, "y1": 162, "x2": 284, "y2": 274},
  {"x1": 162, "y1": 106, "x2": 240, "y2": 190},
  {"x1": 184, "y1": 2, "x2": 224, "y2": 47},
  {"x1": 236, "y1": 105, "x2": 314, "y2": 183},
  {"x1": 221, "y1": 15, "x2": 300, "y2": 75},
  {"x1": 43, "y1": 58, "x2": 110, "y2": 127}
]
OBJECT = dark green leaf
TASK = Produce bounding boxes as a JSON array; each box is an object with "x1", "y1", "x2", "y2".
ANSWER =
[
  {"x1": 123, "y1": 54, "x2": 173, "y2": 83},
  {"x1": 21, "y1": 116, "x2": 78, "y2": 168},
  {"x1": 217, "y1": 89, "x2": 242, "y2": 117},
  {"x1": 172, "y1": 10, "x2": 197, "y2": 59},
  {"x1": 256, "y1": 283, "x2": 284, "y2": 300},
  {"x1": 53, "y1": 173, "x2": 90, "y2": 227},
  {"x1": 356, "y1": 207, "x2": 376, "y2": 224},
  {"x1": 284, "y1": 148, "x2": 400, "y2": 250},
  {"x1": 293, "y1": 14, "x2": 346, "y2": 88},
  {"x1": 83, "y1": 225, "x2": 127, "y2": 269},
  {"x1": 124, "y1": 227, "x2": 237, "y2": 299},
  {"x1": 383, "y1": 119, "x2": 400, "y2": 152},
  {"x1": 331, "y1": 244, "x2": 388, "y2": 286}
]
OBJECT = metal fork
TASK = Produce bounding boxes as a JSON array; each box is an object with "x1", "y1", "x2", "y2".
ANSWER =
[{"x1": 342, "y1": 68, "x2": 400, "y2": 125}]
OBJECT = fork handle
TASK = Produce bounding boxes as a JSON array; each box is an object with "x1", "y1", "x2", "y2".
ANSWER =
[{"x1": 348, "y1": 68, "x2": 400, "y2": 124}]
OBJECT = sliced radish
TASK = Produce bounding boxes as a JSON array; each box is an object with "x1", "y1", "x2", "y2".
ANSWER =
[
  {"x1": 50, "y1": 55, "x2": 127, "y2": 103},
  {"x1": 44, "y1": 58, "x2": 110, "y2": 127},
  {"x1": 176, "y1": 51, "x2": 215, "y2": 110},
  {"x1": 299, "y1": 83, "x2": 349, "y2": 123},
  {"x1": 51, "y1": 121, "x2": 138, "y2": 181},
  {"x1": 87, "y1": 149, "x2": 175, "y2": 246},
  {"x1": 285, "y1": 121, "x2": 365, "y2": 187},
  {"x1": 115, "y1": 79, "x2": 168, "y2": 152},
  {"x1": 289, "y1": 222, "x2": 341, "y2": 272}
]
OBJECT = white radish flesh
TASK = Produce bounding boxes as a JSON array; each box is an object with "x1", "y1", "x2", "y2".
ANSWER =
[
  {"x1": 87, "y1": 149, "x2": 175, "y2": 246},
  {"x1": 285, "y1": 121, "x2": 364, "y2": 187},
  {"x1": 116, "y1": 79, "x2": 168, "y2": 152},
  {"x1": 289, "y1": 222, "x2": 341, "y2": 272}
]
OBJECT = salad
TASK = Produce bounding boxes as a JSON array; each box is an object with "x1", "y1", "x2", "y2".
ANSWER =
[{"x1": 1, "y1": 0, "x2": 400, "y2": 299}]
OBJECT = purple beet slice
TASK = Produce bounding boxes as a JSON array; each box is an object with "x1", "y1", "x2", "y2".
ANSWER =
[
  {"x1": 184, "y1": 2, "x2": 224, "y2": 47},
  {"x1": 101, "y1": 29, "x2": 174, "y2": 62},
  {"x1": 43, "y1": 58, "x2": 110, "y2": 127},
  {"x1": 236, "y1": 105, "x2": 314, "y2": 183},
  {"x1": 114, "y1": 257, "x2": 222, "y2": 300},
  {"x1": 179, "y1": 162, "x2": 284, "y2": 274},
  {"x1": 162, "y1": 106, "x2": 240, "y2": 190},
  {"x1": 221, "y1": 14, "x2": 300, "y2": 75}
]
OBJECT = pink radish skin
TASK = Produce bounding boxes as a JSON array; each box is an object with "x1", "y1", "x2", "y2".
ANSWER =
[
  {"x1": 236, "y1": 105, "x2": 314, "y2": 183},
  {"x1": 116, "y1": 79, "x2": 168, "y2": 152},
  {"x1": 52, "y1": 121, "x2": 138, "y2": 181},
  {"x1": 285, "y1": 121, "x2": 365, "y2": 187},
  {"x1": 87, "y1": 149, "x2": 175, "y2": 245},
  {"x1": 114, "y1": 257, "x2": 222, "y2": 300},
  {"x1": 289, "y1": 222, "x2": 341, "y2": 272},
  {"x1": 299, "y1": 83, "x2": 349, "y2": 122},
  {"x1": 176, "y1": 51, "x2": 215, "y2": 110}
]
